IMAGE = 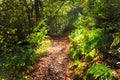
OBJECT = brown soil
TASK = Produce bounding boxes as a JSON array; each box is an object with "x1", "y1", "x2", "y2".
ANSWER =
[{"x1": 32, "y1": 37, "x2": 74, "y2": 80}]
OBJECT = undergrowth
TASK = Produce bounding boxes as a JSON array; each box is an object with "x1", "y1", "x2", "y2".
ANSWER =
[
  {"x1": 69, "y1": 0, "x2": 120, "y2": 80},
  {"x1": 0, "y1": 19, "x2": 50, "y2": 80}
]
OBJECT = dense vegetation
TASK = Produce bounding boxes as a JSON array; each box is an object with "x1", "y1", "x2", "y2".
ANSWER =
[
  {"x1": 0, "y1": 0, "x2": 120, "y2": 80},
  {"x1": 0, "y1": 0, "x2": 49, "y2": 79},
  {"x1": 69, "y1": 0, "x2": 120, "y2": 80}
]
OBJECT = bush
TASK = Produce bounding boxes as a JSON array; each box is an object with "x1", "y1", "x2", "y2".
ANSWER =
[
  {"x1": 0, "y1": 45, "x2": 36, "y2": 79},
  {"x1": 0, "y1": 20, "x2": 48, "y2": 79}
]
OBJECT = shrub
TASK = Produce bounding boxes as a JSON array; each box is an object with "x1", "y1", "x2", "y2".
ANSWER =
[{"x1": 0, "y1": 20, "x2": 48, "y2": 79}]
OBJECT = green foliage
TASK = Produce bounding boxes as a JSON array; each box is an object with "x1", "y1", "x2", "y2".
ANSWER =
[
  {"x1": 69, "y1": 0, "x2": 120, "y2": 79},
  {"x1": 0, "y1": 45, "x2": 36, "y2": 79},
  {"x1": 88, "y1": 64, "x2": 113, "y2": 80},
  {"x1": 44, "y1": 0, "x2": 81, "y2": 36},
  {"x1": 27, "y1": 19, "x2": 50, "y2": 54},
  {"x1": 73, "y1": 14, "x2": 96, "y2": 29},
  {"x1": 27, "y1": 26, "x2": 47, "y2": 46},
  {"x1": 111, "y1": 33, "x2": 120, "y2": 48},
  {"x1": 0, "y1": 19, "x2": 48, "y2": 79},
  {"x1": 69, "y1": 28, "x2": 112, "y2": 58},
  {"x1": 34, "y1": 39, "x2": 51, "y2": 54},
  {"x1": 109, "y1": 32, "x2": 120, "y2": 58},
  {"x1": 48, "y1": 15, "x2": 69, "y2": 36},
  {"x1": 87, "y1": 0, "x2": 120, "y2": 20},
  {"x1": 0, "y1": 0, "x2": 32, "y2": 44},
  {"x1": 72, "y1": 60, "x2": 87, "y2": 76}
]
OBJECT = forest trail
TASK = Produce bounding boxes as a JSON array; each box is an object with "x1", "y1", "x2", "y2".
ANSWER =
[{"x1": 32, "y1": 36, "x2": 74, "y2": 80}]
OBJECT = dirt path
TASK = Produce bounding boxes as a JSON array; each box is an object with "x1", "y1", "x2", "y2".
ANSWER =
[{"x1": 32, "y1": 37, "x2": 74, "y2": 80}]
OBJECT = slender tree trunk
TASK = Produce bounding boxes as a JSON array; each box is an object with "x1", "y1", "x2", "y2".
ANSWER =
[
  {"x1": 30, "y1": 0, "x2": 34, "y2": 18},
  {"x1": 35, "y1": 0, "x2": 43, "y2": 22},
  {"x1": 23, "y1": 0, "x2": 31, "y2": 26}
]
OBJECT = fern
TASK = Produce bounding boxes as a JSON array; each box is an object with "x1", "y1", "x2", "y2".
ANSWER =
[
  {"x1": 69, "y1": 28, "x2": 112, "y2": 58},
  {"x1": 88, "y1": 63, "x2": 113, "y2": 80},
  {"x1": 72, "y1": 60, "x2": 87, "y2": 76},
  {"x1": 111, "y1": 33, "x2": 120, "y2": 48}
]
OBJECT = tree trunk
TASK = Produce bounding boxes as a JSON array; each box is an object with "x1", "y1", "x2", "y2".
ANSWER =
[
  {"x1": 22, "y1": 0, "x2": 31, "y2": 26},
  {"x1": 35, "y1": 0, "x2": 43, "y2": 22}
]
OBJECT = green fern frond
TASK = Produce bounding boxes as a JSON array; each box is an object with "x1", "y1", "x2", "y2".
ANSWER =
[{"x1": 88, "y1": 63, "x2": 114, "y2": 80}]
